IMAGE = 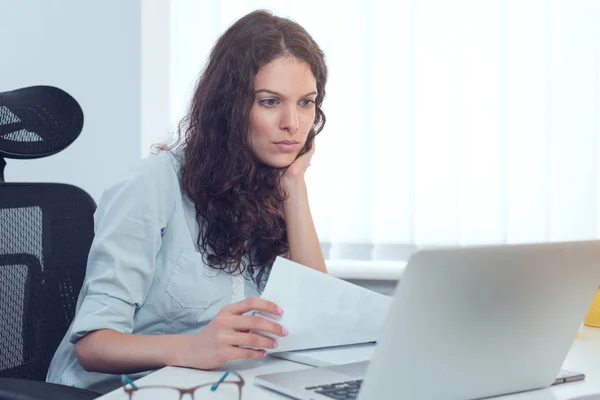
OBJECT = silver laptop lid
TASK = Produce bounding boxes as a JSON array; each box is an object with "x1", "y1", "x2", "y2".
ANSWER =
[{"x1": 359, "y1": 241, "x2": 600, "y2": 400}]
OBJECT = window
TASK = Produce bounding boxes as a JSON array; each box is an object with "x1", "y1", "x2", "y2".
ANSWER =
[{"x1": 162, "y1": 0, "x2": 600, "y2": 263}]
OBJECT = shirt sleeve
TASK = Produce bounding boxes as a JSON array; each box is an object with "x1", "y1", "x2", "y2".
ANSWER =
[{"x1": 69, "y1": 153, "x2": 178, "y2": 343}]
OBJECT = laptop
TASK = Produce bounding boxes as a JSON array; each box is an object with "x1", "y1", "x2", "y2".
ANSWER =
[{"x1": 255, "y1": 241, "x2": 600, "y2": 400}]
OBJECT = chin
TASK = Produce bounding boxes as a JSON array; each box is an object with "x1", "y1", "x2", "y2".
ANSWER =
[{"x1": 260, "y1": 154, "x2": 298, "y2": 169}]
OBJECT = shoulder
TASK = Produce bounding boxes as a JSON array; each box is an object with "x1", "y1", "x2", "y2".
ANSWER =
[
  {"x1": 97, "y1": 150, "x2": 183, "y2": 216},
  {"x1": 109, "y1": 151, "x2": 180, "y2": 192},
  {"x1": 131, "y1": 150, "x2": 181, "y2": 185}
]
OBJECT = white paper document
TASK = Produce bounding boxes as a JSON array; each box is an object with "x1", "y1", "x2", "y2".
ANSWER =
[
  {"x1": 271, "y1": 342, "x2": 377, "y2": 367},
  {"x1": 255, "y1": 257, "x2": 392, "y2": 353}
]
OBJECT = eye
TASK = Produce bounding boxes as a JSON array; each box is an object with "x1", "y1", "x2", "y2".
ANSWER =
[
  {"x1": 300, "y1": 99, "x2": 316, "y2": 108},
  {"x1": 259, "y1": 98, "x2": 279, "y2": 108}
]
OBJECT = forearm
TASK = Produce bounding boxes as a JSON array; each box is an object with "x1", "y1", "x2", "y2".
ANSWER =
[
  {"x1": 75, "y1": 329, "x2": 188, "y2": 374},
  {"x1": 283, "y1": 178, "x2": 327, "y2": 273}
]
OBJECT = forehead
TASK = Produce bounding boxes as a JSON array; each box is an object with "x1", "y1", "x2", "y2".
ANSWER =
[{"x1": 254, "y1": 56, "x2": 316, "y2": 95}]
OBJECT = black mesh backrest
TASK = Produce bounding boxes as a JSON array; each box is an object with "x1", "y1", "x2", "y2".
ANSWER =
[
  {"x1": 0, "y1": 86, "x2": 83, "y2": 160},
  {"x1": 0, "y1": 183, "x2": 95, "y2": 381}
]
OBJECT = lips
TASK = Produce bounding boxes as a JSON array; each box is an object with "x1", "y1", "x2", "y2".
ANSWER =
[
  {"x1": 274, "y1": 140, "x2": 301, "y2": 153},
  {"x1": 273, "y1": 140, "x2": 299, "y2": 145}
]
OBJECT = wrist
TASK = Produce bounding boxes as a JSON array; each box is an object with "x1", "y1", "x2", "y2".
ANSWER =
[
  {"x1": 282, "y1": 175, "x2": 306, "y2": 196},
  {"x1": 165, "y1": 334, "x2": 190, "y2": 367}
]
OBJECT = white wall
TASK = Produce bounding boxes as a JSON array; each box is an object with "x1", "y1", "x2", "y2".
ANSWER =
[
  {"x1": 1, "y1": 0, "x2": 142, "y2": 202},
  {"x1": 141, "y1": 0, "x2": 172, "y2": 156}
]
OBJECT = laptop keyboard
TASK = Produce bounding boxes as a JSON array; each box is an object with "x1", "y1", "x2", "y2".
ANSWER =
[{"x1": 305, "y1": 379, "x2": 363, "y2": 399}]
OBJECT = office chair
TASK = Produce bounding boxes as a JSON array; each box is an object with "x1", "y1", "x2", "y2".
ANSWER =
[{"x1": 0, "y1": 86, "x2": 100, "y2": 399}]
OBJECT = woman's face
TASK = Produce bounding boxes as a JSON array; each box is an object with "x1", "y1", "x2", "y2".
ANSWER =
[{"x1": 249, "y1": 56, "x2": 317, "y2": 168}]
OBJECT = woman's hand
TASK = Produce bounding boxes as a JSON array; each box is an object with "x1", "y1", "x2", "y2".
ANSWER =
[
  {"x1": 281, "y1": 139, "x2": 315, "y2": 194},
  {"x1": 174, "y1": 297, "x2": 287, "y2": 370},
  {"x1": 277, "y1": 137, "x2": 327, "y2": 273}
]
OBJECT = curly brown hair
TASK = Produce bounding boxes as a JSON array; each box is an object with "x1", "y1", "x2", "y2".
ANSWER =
[{"x1": 170, "y1": 10, "x2": 327, "y2": 289}]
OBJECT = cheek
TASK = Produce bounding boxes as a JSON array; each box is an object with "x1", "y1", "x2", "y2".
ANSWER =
[
  {"x1": 250, "y1": 109, "x2": 276, "y2": 138},
  {"x1": 299, "y1": 110, "x2": 316, "y2": 135}
]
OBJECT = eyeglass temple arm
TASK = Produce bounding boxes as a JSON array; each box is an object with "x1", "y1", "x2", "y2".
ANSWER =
[
  {"x1": 210, "y1": 370, "x2": 242, "y2": 392},
  {"x1": 121, "y1": 375, "x2": 138, "y2": 389}
]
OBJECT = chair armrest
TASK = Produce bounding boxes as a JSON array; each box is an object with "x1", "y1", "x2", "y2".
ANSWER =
[{"x1": 0, "y1": 378, "x2": 101, "y2": 400}]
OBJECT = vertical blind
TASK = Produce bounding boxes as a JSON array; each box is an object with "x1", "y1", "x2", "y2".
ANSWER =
[{"x1": 168, "y1": 0, "x2": 600, "y2": 261}]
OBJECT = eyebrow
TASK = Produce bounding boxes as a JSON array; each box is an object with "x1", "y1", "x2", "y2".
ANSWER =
[{"x1": 255, "y1": 89, "x2": 318, "y2": 98}]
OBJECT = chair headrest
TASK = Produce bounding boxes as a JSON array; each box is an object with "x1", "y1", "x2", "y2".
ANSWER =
[{"x1": 0, "y1": 86, "x2": 84, "y2": 159}]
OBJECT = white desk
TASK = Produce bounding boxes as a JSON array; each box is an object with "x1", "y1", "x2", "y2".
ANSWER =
[{"x1": 99, "y1": 326, "x2": 600, "y2": 400}]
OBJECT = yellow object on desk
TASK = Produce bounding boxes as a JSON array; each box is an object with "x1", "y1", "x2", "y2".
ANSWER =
[{"x1": 584, "y1": 288, "x2": 600, "y2": 327}]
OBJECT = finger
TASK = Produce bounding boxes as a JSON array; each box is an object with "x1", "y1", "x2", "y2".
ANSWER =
[
  {"x1": 228, "y1": 331, "x2": 278, "y2": 349},
  {"x1": 225, "y1": 347, "x2": 267, "y2": 361},
  {"x1": 222, "y1": 297, "x2": 283, "y2": 316},
  {"x1": 232, "y1": 315, "x2": 287, "y2": 337}
]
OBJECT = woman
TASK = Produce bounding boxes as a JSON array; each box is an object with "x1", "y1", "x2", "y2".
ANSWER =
[{"x1": 47, "y1": 9, "x2": 328, "y2": 392}]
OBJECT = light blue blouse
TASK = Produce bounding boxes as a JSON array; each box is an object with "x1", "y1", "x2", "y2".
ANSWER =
[{"x1": 46, "y1": 151, "x2": 261, "y2": 393}]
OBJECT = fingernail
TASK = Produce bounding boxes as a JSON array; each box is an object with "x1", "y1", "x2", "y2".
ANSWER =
[
  {"x1": 262, "y1": 350, "x2": 267, "y2": 357},
  {"x1": 273, "y1": 341, "x2": 279, "y2": 349},
  {"x1": 282, "y1": 327, "x2": 289, "y2": 336},
  {"x1": 277, "y1": 307, "x2": 284, "y2": 315}
]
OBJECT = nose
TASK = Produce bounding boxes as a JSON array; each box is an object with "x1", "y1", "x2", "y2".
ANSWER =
[{"x1": 279, "y1": 103, "x2": 299, "y2": 133}]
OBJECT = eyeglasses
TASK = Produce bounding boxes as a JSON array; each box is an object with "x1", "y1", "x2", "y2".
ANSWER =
[{"x1": 120, "y1": 370, "x2": 244, "y2": 399}]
